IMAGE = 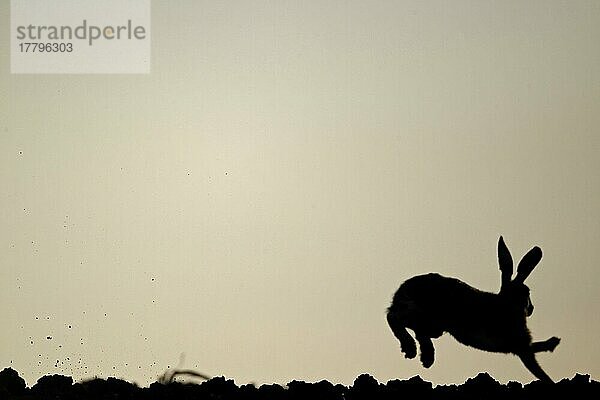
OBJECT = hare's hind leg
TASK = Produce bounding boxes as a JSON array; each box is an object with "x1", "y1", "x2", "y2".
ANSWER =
[
  {"x1": 386, "y1": 310, "x2": 417, "y2": 359},
  {"x1": 415, "y1": 334, "x2": 434, "y2": 368}
]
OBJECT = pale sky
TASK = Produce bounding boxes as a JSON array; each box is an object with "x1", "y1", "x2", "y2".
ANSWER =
[{"x1": 1, "y1": 0, "x2": 599, "y2": 387}]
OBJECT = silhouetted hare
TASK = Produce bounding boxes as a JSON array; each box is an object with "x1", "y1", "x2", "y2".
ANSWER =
[{"x1": 387, "y1": 236, "x2": 560, "y2": 382}]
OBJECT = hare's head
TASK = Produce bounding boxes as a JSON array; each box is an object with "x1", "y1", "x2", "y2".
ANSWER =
[{"x1": 497, "y1": 236, "x2": 542, "y2": 317}]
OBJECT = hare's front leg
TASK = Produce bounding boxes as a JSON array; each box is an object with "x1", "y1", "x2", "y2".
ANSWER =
[
  {"x1": 531, "y1": 337, "x2": 560, "y2": 353},
  {"x1": 518, "y1": 352, "x2": 554, "y2": 383}
]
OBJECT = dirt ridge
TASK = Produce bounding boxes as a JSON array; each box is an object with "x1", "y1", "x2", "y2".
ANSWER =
[{"x1": 1, "y1": 367, "x2": 597, "y2": 399}]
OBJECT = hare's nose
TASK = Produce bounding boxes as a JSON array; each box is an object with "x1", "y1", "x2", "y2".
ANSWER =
[{"x1": 527, "y1": 303, "x2": 534, "y2": 316}]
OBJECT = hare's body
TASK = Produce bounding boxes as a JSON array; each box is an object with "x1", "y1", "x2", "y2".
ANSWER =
[
  {"x1": 387, "y1": 238, "x2": 560, "y2": 382},
  {"x1": 390, "y1": 274, "x2": 532, "y2": 353}
]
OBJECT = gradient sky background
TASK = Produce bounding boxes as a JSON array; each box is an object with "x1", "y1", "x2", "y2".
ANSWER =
[{"x1": 1, "y1": 0, "x2": 599, "y2": 387}]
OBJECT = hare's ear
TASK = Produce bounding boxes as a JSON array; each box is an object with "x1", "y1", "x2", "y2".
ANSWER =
[
  {"x1": 514, "y1": 246, "x2": 542, "y2": 284},
  {"x1": 498, "y1": 236, "x2": 513, "y2": 289}
]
